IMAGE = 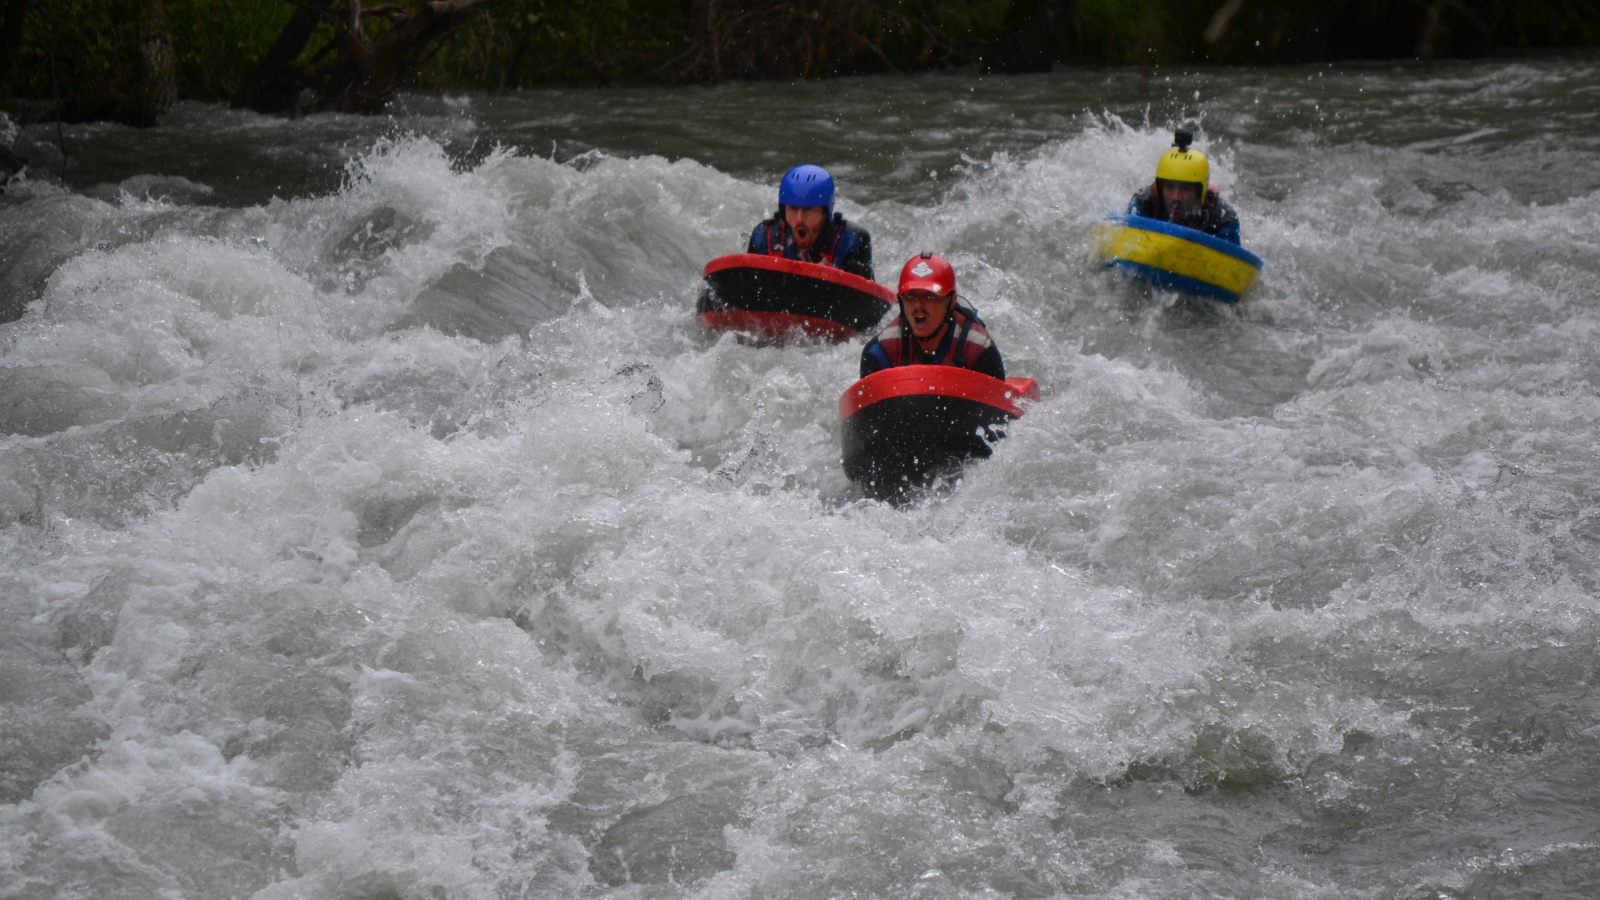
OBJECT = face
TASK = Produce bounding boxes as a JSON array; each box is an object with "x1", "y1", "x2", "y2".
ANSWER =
[
  {"x1": 783, "y1": 205, "x2": 829, "y2": 249},
  {"x1": 1159, "y1": 180, "x2": 1203, "y2": 218},
  {"x1": 900, "y1": 289, "x2": 954, "y2": 340}
]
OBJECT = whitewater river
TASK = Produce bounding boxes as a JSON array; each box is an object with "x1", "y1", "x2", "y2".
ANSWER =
[{"x1": 3, "y1": 54, "x2": 1599, "y2": 899}]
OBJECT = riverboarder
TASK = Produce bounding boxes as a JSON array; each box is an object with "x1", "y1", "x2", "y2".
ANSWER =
[
  {"x1": 1127, "y1": 130, "x2": 1241, "y2": 245},
  {"x1": 860, "y1": 253, "x2": 1004, "y2": 379},
  {"x1": 747, "y1": 164, "x2": 874, "y2": 280}
]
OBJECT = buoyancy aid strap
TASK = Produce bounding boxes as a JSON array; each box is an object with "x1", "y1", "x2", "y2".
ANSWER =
[
  {"x1": 892, "y1": 302, "x2": 969, "y2": 367},
  {"x1": 821, "y1": 224, "x2": 843, "y2": 266},
  {"x1": 766, "y1": 218, "x2": 842, "y2": 264},
  {"x1": 951, "y1": 307, "x2": 975, "y2": 367},
  {"x1": 925, "y1": 311, "x2": 961, "y2": 366}
]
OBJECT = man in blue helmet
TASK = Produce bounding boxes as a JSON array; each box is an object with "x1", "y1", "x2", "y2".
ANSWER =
[{"x1": 748, "y1": 164, "x2": 874, "y2": 280}]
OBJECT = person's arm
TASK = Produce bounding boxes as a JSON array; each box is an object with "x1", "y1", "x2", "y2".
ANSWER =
[
  {"x1": 841, "y1": 227, "x2": 873, "y2": 281},
  {"x1": 1210, "y1": 198, "x2": 1241, "y2": 245},
  {"x1": 861, "y1": 340, "x2": 891, "y2": 378},
  {"x1": 971, "y1": 344, "x2": 1004, "y2": 381},
  {"x1": 1127, "y1": 185, "x2": 1154, "y2": 218},
  {"x1": 749, "y1": 218, "x2": 785, "y2": 254}
]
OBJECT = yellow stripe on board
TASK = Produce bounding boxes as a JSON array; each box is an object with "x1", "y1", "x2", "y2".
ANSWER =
[{"x1": 1095, "y1": 223, "x2": 1259, "y2": 297}]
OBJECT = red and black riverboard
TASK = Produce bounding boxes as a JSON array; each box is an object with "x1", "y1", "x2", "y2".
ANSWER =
[
  {"x1": 840, "y1": 365, "x2": 1040, "y2": 498},
  {"x1": 697, "y1": 254, "x2": 895, "y2": 342}
]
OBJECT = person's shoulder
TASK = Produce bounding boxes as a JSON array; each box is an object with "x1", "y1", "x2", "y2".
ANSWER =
[
  {"x1": 835, "y1": 213, "x2": 871, "y2": 241},
  {"x1": 860, "y1": 336, "x2": 892, "y2": 376},
  {"x1": 1208, "y1": 189, "x2": 1238, "y2": 219},
  {"x1": 747, "y1": 218, "x2": 780, "y2": 250},
  {"x1": 1128, "y1": 185, "x2": 1155, "y2": 215},
  {"x1": 973, "y1": 343, "x2": 1004, "y2": 380}
]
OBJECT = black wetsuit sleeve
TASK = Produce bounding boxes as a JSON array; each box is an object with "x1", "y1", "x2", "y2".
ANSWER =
[
  {"x1": 971, "y1": 344, "x2": 1005, "y2": 381},
  {"x1": 861, "y1": 339, "x2": 890, "y2": 378},
  {"x1": 841, "y1": 227, "x2": 873, "y2": 281},
  {"x1": 1209, "y1": 195, "x2": 1241, "y2": 244},
  {"x1": 1128, "y1": 186, "x2": 1156, "y2": 218},
  {"x1": 747, "y1": 219, "x2": 778, "y2": 254}
]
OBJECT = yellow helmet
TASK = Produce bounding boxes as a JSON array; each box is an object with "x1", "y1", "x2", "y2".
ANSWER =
[{"x1": 1154, "y1": 130, "x2": 1208, "y2": 186}]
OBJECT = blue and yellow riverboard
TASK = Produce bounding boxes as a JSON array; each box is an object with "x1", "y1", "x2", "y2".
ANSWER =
[{"x1": 1096, "y1": 214, "x2": 1263, "y2": 303}]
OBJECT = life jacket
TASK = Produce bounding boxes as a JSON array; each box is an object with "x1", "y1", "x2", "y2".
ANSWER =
[
  {"x1": 873, "y1": 302, "x2": 995, "y2": 369},
  {"x1": 754, "y1": 213, "x2": 863, "y2": 268}
]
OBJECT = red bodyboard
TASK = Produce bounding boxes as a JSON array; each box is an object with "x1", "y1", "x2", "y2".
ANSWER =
[
  {"x1": 697, "y1": 254, "x2": 894, "y2": 341},
  {"x1": 838, "y1": 365, "x2": 1039, "y2": 498},
  {"x1": 839, "y1": 366, "x2": 1040, "y2": 422}
]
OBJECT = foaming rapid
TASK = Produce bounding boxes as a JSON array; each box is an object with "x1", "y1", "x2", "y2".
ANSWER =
[{"x1": 3, "y1": 55, "x2": 1600, "y2": 900}]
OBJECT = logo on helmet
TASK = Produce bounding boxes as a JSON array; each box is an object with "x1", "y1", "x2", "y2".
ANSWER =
[{"x1": 910, "y1": 262, "x2": 934, "y2": 277}]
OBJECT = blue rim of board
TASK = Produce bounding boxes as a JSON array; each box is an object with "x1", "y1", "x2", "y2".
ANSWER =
[{"x1": 1108, "y1": 214, "x2": 1264, "y2": 270}]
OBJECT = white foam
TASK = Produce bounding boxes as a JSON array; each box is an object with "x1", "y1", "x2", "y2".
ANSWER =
[{"x1": 5, "y1": 65, "x2": 1600, "y2": 898}]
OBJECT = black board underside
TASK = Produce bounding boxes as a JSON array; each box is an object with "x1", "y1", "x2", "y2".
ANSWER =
[
  {"x1": 842, "y1": 394, "x2": 1013, "y2": 499},
  {"x1": 698, "y1": 267, "x2": 889, "y2": 335}
]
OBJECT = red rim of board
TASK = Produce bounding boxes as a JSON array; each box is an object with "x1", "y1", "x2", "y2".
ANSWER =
[
  {"x1": 839, "y1": 365, "x2": 1040, "y2": 421},
  {"x1": 704, "y1": 254, "x2": 897, "y2": 305}
]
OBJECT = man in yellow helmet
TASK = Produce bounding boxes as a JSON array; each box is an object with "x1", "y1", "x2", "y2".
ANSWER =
[{"x1": 1127, "y1": 130, "x2": 1240, "y2": 245}]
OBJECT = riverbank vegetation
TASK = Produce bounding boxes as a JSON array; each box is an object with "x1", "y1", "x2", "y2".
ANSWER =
[{"x1": 2, "y1": 0, "x2": 1598, "y2": 124}]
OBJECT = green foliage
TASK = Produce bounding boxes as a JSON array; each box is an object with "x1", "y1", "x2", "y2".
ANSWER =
[
  {"x1": 895, "y1": 0, "x2": 1012, "y2": 66},
  {"x1": 3, "y1": 0, "x2": 143, "y2": 105},
  {"x1": 1069, "y1": 0, "x2": 1157, "y2": 63},
  {"x1": 927, "y1": 0, "x2": 1010, "y2": 38},
  {"x1": 1497, "y1": 0, "x2": 1600, "y2": 48},
  {"x1": 3, "y1": 0, "x2": 1599, "y2": 117},
  {"x1": 422, "y1": 0, "x2": 685, "y2": 86},
  {"x1": 421, "y1": 0, "x2": 1020, "y2": 86},
  {"x1": 166, "y1": 0, "x2": 293, "y2": 101},
  {"x1": 2, "y1": 0, "x2": 290, "y2": 108}
]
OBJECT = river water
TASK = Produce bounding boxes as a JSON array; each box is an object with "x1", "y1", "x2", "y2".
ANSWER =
[{"x1": 3, "y1": 53, "x2": 1599, "y2": 900}]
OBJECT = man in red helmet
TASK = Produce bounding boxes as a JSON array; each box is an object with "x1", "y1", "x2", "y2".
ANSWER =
[{"x1": 860, "y1": 253, "x2": 1004, "y2": 380}]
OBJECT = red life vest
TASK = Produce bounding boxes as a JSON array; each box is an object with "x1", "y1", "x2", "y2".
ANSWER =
[
  {"x1": 874, "y1": 305, "x2": 995, "y2": 369},
  {"x1": 762, "y1": 220, "x2": 846, "y2": 266}
]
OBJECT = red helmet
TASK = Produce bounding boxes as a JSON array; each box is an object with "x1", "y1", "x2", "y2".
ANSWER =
[{"x1": 897, "y1": 252, "x2": 955, "y2": 298}]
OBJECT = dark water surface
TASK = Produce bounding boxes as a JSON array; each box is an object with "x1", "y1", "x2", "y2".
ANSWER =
[{"x1": 2, "y1": 54, "x2": 1599, "y2": 900}]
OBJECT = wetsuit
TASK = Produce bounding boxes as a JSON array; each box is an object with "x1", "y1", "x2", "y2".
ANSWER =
[
  {"x1": 748, "y1": 212, "x2": 874, "y2": 280},
  {"x1": 1128, "y1": 185, "x2": 1241, "y2": 245},
  {"x1": 860, "y1": 302, "x2": 1004, "y2": 380}
]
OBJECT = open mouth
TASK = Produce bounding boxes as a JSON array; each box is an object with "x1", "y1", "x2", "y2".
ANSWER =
[{"x1": 793, "y1": 224, "x2": 811, "y2": 244}]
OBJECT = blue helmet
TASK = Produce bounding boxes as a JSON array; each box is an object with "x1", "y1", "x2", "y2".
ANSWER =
[{"x1": 778, "y1": 164, "x2": 835, "y2": 216}]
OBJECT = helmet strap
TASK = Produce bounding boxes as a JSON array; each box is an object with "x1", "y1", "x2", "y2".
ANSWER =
[{"x1": 919, "y1": 311, "x2": 953, "y2": 354}]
